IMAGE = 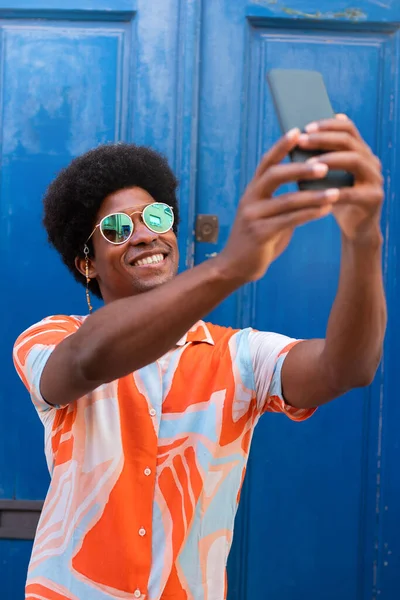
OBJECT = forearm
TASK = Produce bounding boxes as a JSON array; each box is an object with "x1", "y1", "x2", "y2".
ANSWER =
[
  {"x1": 75, "y1": 255, "x2": 240, "y2": 383},
  {"x1": 321, "y1": 229, "x2": 387, "y2": 391}
]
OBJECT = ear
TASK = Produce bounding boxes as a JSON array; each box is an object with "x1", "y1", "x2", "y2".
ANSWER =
[{"x1": 75, "y1": 255, "x2": 97, "y2": 280}]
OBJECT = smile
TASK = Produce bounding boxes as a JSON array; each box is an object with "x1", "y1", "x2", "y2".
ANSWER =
[{"x1": 132, "y1": 253, "x2": 166, "y2": 267}]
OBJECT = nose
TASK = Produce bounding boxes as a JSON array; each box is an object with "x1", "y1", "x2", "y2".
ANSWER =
[{"x1": 128, "y1": 219, "x2": 158, "y2": 246}]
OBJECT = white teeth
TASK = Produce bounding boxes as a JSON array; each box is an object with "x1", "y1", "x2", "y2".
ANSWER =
[{"x1": 134, "y1": 253, "x2": 164, "y2": 267}]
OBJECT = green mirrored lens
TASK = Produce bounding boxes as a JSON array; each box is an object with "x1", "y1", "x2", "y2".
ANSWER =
[
  {"x1": 101, "y1": 213, "x2": 132, "y2": 244},
  {"x1": 143, "y1": 203, "x2": 174, "y2": 233}
]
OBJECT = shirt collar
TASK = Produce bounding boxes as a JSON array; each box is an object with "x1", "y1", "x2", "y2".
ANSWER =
[{"x1": 176, "y1": 321, "x2": 215, "y2": 346}]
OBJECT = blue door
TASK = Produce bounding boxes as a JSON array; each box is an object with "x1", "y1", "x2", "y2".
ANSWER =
[
  {"x1": 0, "y1": 0, "x2": 193, "y2": 596},
  {"x1": 195, "y1": 2, "x2": 400, "y2": 599},
  {"x1": 1, "y1": 1, "x2": 400, "y2": 598}
]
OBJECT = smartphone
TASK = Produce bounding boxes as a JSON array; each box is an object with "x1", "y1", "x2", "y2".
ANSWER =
[{"x1": 267, "y1": 69, "x2": 354, "y2": 190}]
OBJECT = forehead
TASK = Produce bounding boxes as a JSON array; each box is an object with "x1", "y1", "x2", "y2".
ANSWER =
[{"x1": 98, "y1": 187, "x2": 155, "y2": 219}]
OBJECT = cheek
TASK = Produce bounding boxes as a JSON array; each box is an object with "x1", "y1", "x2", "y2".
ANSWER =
[
  {"x1": 92, "y1": 243, "x2": 124, "y2": 277},
  {"x1": 164, "y1": 232, "x2": 178, "y2": 252}
]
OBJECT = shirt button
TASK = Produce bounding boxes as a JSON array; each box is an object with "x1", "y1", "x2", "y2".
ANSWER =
[
  {"x1": 139, "y1": 528, "x2": 146, "y2": 537},
  {"x1": 134, "y1": 591, "x2": 141, "y2": 599},
  {"x1": 144, "y1": 468, "x2": 151, "y2": 476},
  {"x1": 149, "y1": 408, "x2": 156, "y2": 417}
]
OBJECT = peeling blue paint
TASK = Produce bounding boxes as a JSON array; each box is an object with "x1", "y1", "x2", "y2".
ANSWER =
[
  {"x1": 281, "y1": 7, "x2": 367, "y2": 20},
  {"x1": 251, "y1": 2, "x2": 368, "y2": 21},
  {"x1": 248, "y1": 0, "x2": 400, "y2": 21}
]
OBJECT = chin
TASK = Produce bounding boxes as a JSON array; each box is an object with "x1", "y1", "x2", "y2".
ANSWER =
[{"x1": 132, "y1": 271, "x2": 176, "y2": 294}]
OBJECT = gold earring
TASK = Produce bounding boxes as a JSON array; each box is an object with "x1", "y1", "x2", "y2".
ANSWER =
[{"x1": 84, "y1": 244, "x2": 93, "y2": 314}]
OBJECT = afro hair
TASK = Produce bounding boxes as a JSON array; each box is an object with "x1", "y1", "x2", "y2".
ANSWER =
[{"x1": 43, "y1": 143, "x2": 179, "y2": 299}]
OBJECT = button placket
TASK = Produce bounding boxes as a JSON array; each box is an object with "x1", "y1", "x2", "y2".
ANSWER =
[{"x1": 137, "y1": 384, "x2": 160, "y2": 599}]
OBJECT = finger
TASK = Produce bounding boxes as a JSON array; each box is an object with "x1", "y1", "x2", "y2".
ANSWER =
[
  {"x1": 305, "y1": 118, "x2": 380, "y2": 167},
  {"x1": 265, "y1": 205, "x2": 333, "y2": 236},
  {"x1": 300, "y1": 132, "x2": 380, "y2": 170},
  {"x1": 254, "y1": 128, "x2": 300, "y2": 178},
  {"x1": 334, "y1": 184, "x2": 384, "y2": 207},
  {"x1": 298, "y1": 132, "x2": 368, "y2": 157},
  {"x1": 243, "y1": 188, "x2": 339, "y2": 220},
  {"x1": 307, "y1": 152, "x2": 382, "y2": 183},
  {"x1": 255, "y1": 161, "x2": 329, "y2": 198},
  {"x1": 305, "y1": 117, "x2": 364, "y2": 143},
  {"x1": 334, "y1": 116, "x2": 379, "y2": 164}
]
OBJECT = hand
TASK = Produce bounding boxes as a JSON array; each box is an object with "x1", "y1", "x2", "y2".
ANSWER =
[
  {"x1": 297, "y1": 115, "x2": 384, "y2": 244},
  {"x1": 218, "y1": 128, "x2": 340, "y2": 283}
]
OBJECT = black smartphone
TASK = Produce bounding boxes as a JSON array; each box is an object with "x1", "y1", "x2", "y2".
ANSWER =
[{"x1": 267, "y1": 69, "x2": 354, "y2": 190}]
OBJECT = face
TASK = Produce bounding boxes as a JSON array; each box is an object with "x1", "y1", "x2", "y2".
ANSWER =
[{"x1": 76, "y1": 187, "x2": 179, "y2": 304}]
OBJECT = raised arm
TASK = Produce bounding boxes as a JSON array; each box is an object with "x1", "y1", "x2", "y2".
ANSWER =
[
  {"x1": 281, "y1": 116, "x2": 386, "y2": 408},
  {"x1": 40, "y1": 129, "x2": 340, "y2": 406}
]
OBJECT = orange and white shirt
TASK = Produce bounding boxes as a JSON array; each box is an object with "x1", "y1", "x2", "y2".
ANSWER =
[{"x1": 13, "y1": 315, "x2": 315, "y2": 600}]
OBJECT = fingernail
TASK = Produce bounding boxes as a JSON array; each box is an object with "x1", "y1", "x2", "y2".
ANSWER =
[
  {"x1": 286, "y1": 127, "x2": 300, "y2": 140},
  {"x1": 324, "y1": 188, "x2": 340, "y2": 202},
  {"x1": 311, "y1": 163, "x2": 328, "y2": 175},
  {"x1": 336, "y1": 113, "x2": 349, "y2": 121},
  {"x1": 305, "y1": 122, "x2": 319, "y2": 133},
  {"x1": 307, "y1": 156, "x2": 320, "y2": 164}
]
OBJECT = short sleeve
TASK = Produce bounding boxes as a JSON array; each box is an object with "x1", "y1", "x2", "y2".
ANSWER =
[
  {"x1": 248, "y1": 330, "x2": 316, "y2": 422},
  {"x1": 13, "y1": 315, "x2": 82, "y2": 418}
]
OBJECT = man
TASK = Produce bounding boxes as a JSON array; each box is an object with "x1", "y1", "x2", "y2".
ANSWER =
[{"x1": 13, "y1": 117, "x2": 386, "y2": 600}]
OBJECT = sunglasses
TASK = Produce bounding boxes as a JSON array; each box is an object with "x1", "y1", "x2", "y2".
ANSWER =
[{"x1": 86, "y1": 202, "x2": 174, "y2": 246}]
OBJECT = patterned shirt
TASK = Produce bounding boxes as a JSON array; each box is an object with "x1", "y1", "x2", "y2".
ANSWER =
[{"x1": 13, "y1": 315, "x2": 315, "y2": 600}]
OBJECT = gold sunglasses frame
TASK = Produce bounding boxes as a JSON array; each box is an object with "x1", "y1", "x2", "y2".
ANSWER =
[{"x1": 85, "y1": 202, "x2": 175, "y2": 246}]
